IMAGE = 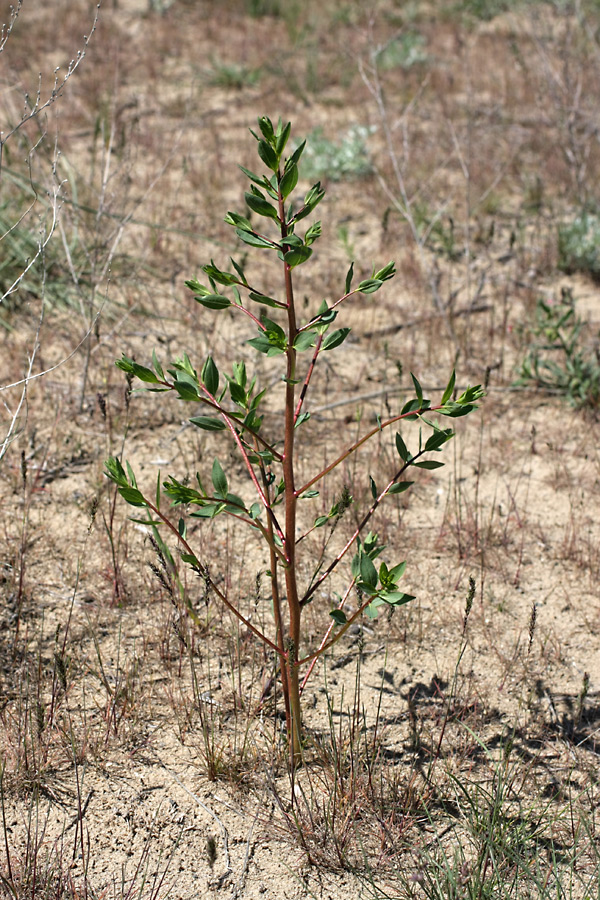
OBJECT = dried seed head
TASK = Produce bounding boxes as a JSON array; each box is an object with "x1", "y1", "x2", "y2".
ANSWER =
[
  {"x1": 206, "y1": 835, "x2": 217, "y2": 869},
  {"x1": 527, "y1": 602, "x2": 537, "y2": 655},
  {"x1": 463, "y1": 576, "x2": 475, "y2": 635}
]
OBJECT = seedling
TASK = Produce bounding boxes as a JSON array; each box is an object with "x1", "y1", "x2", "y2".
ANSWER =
[{"x1": 105, "y1": 117, "x2": 483, "y2": 768}]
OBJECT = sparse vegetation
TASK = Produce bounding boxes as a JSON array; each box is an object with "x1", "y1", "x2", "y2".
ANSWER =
[
  {"x1": 517, "y1": 288, "x2": 600, "y2": 410},
  {"x1": 2, "y1": 0, "x2": 600, "y2": 897}
]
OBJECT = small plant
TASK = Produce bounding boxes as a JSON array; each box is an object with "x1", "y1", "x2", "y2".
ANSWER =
[
  {"x1": 375, "y1": 32, "x2": 428, "y2": 71},
  {"x1": 105, "y1": 116, "x2": 483, "y2": 768},
  {"x1": 299, "y1": 125, "x2": 375, "y2": 182},
  {"x1": 516, "y1": 288, "x2": 600, "y2": 410},
  {"x1": 558, "y1": 209, "x2": 600, "y2": 279}
]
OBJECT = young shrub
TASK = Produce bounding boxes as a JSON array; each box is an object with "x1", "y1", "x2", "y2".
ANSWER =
[{"x1": 105, "y1": 117, "x2": 484, "y2": 768}]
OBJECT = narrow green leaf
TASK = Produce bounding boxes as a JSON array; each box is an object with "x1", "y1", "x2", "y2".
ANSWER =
[
  {"x1": 196, "y1": 294, "x2": 231, "y2": 310},
  {"x1": 202, "y1": 357, "x2": 219, "y2": 395},
  {"x1": 257, "y1": 139, "x2": 279, "y2": 172},
  {"x1": 374, "y1": 261, "x2": 396, "y2": 281},
  {"x1": 344, "y1": 261, "x2": 354, "y2": 294},
  {"x1": 118, "y1": 487, "x2": 147, "y2": 507},
  {"x1": 245, "y1": 190, "x2": 279, "y2": 220},
  {"x1": 211, "y1": 458, "x2": 228, "y2": 497},
  {"x1": 258, "y1": 116, "x2": 275, "y2": 142},
  {"x1": 280, "y1": 160, "x2": 298, "y2": 199},
  {"x1": 295, "y1": 412, "x2": 310, "y2": 428},
  {"x1": 414, "y1": 460, "x2": 445, "y2": 469},
  {"x1": 235, "y1": 228, "x2": 277, "y2": 249},
  {"x1": 181, "y1": 552, "x2": 202, "y2": 569},
  {"x1": 276, "y1": 120, "x2": 291, "y2": 156},
  {"x1": 387, "y1": 481, "x2": 414, "y2": 495},
  {"x1": 360, "y1": 554, "x2": 378, "y2": 589},
  {"x1": 152, "y1": 350, "x2": 164, "y2": 381},
  {"x1": 411, "y1": 373, "x2": 423, "y2": 402},
  {"x1": 358, "y1": 278, "x2": 383, "y2": 294},
  {"x1": 322, "y1": 327, "x2": 351, "y2": 351},
  {"x1": 249, "y1": 291, "x2": 281, "y2": 308},
  {"x1": 225, "y1": 210, "x2": 253, "y2": 230},
  {"x1": 370, "y1": 476, "x2": 378, "y2": 499},
  {"x1": 441, "y1": 370, "x2": 456, "y2": 405},
  {"x1": 189, "y1": 416, "x2": 226, "y2": 431},
  {"x1": 395, "y1": 433, "x2": 410, "y2": 462}
]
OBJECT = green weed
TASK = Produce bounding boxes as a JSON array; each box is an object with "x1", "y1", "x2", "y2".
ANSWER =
[
  {"x1": 106, "y1": 116, "x2": 483, "y2": 769},
  {"x1": 516, "y1": 288, "x2": 600, "y2": 411}
]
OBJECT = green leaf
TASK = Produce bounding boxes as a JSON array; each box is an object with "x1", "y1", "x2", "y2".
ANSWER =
[
  {"x1": 104, "y1": 456, "x2": 127, "y2": 486},
  {"x1": 152, "y1": 349, "x2": 164, "y2": 381},
  {"x1": 257, "y1": 116, "x2": 275, "y2": 142},
  {"x1": 294, "y1": 330, "x2": 317, "y2": 351},
  {"x1": 280, "y1": 161, "x2": 298, "y2": 199},
  {"x1": 115, "y1": 357, "x2": 160, "y2": 384},
  {"x1": 305, "y1": 221, "x2": 322, "y2": 246},
  {"x1": 284, "y1": 245, "x2": 313, "y2": 268},
  {"x1": 384, "y1": 591, "x2": 415, "y2": 606},
  {"x1": 358, "y1": 278, "x2": 383, "y2": 294},
  {"x1": 196, "y1": 294, "x2": 231, "y2": 310},
  {"x1": 344, "y1": 261, "x2": 354, "y2": 294},
  {"x1": 387, "y1": 481, "x2": 414, "y2": 495},
  {"x1": 202, "y1": 357, "x2": 219, "y2": 395},
  {"x1": 173, "y1": 373, "x2": 201, "y2": 401},
  {"x1": 118, "y1": 487, "x2": 147, "y2": 507},
  {"x1": 230, "y1": 257, "x2": 248, "y2": 285},
  {"x1": 201, "y1": 262, "x2": 239, "y2": 286},
  {"x1": 401, "y1": 398, "x2": 423, "y2": 418},
  {"x1": 388, "y1": 561, "x2": 407, "y2": 581},
  {"x1": 181, "y1": 552, "x2": 202, "y2": 569},
  {"x1": 411, "y1": 373, "x2": 423, "y2": 402},
  {"x1": 245, "y1": 190, "x2": 279, "y2": 220},
  {"x1": 211, "y1": 458, "x2": 228, "y2": 497},
  {"x1": 228, "y1": 381, "x2": 247, "y2": 406},
  {"x1": 330, "y1": 609, "x2": 348, "y2": 626},
  {"x1": 370, "y1": 475, "x2": 378, "y2": 499},
  {"x1": 235, "y1": 228, "x2": 277, "y2": 249},
  {"x1": 424, "y1": 429, "x2": 453, "y2": 453},
  {"x1": 249, "y1": 502, "x2": 262, "y2": 520},
  {"x1": 275, "y1": 120, "x2": 291, "y2": 156},
  {"x1": 189, "y1": 416, "x2": 226, "y2": 431},
  {"x1": 441, "y1": 370, "x2": 456, "y2": 405},
  {"x1": 314, "y1": 515, "x2": 329, "y2": 528},
  {"x1": 289, "y1": 140, "x2": 306, "y2": 167},
  {"x1": 249, "y1": 291, "x2": 281, "y2": 308},
  {"x1": 414, "y1": 460, "x2": 445, "y2": 469},
  {"x1": 300, "y1": 489, "x2": 320, "y2": 499},
  {"x1": 295, "y1": 412, "x2": 310, "y2": 428},
  {"x1": 365, "y1": 598, "x2": 384, "y2": 619},
  {"x1": 322, "y1": 327, "x2": 351, "y2": 351},
  {"x1": 374, "y1": 261, "x2": 396, "y2": 282},
  {"x1": 257, "y1": 139, "x2": 279, "y2": 172},
  {"x1": 225, "y1": 210, "x2": 253, "y2": 230},
  {"x1": 360, "y1": 554, "x2": 378, "y2": 589},
  {"x1": 395, "y1": 433, "x2": 410, "y2": 462}
]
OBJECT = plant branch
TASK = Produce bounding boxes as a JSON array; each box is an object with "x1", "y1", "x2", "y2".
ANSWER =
[{"x1": 296, "y1": 404, "x2": 442, "y2": 496}]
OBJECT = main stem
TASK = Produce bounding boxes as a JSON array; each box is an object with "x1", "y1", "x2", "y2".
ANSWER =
[{"x1": 279, "y1": 186, "x2": 302, "y2": 768}]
